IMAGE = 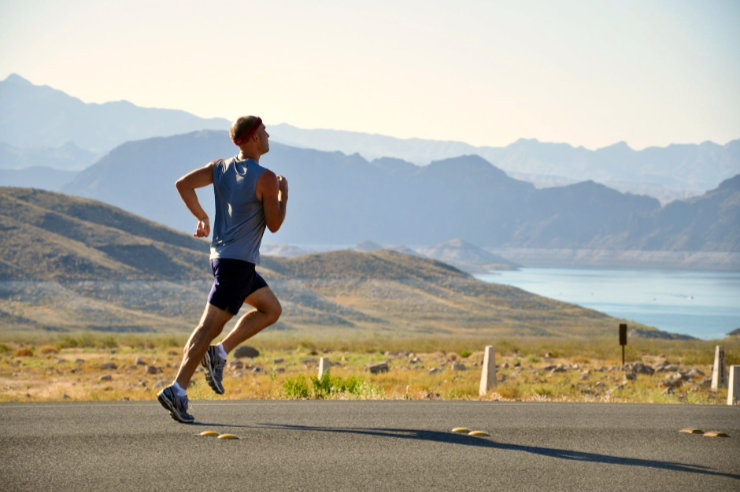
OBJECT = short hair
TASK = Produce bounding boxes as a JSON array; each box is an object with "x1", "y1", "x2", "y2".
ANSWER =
[{"x1": 230, "y1": 116, "x2": 262, "y2": 145}]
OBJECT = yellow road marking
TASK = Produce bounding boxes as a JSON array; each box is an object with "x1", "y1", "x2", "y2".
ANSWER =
[
  {"x1": 468, "y1": 430, "x2": 490, "y2": 437},
  {"x1": 703, "y1": 431, "x2": 729, "y2": 438},
  {"x1": 217, "y1": 433, "x2": 239, "y2": 440},
  {"x1": 679, "y1": 428, "x2": 704, "y2": 434}
]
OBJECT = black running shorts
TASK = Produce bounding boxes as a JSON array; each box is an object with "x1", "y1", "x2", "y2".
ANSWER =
[{"x1": 207, "y1": 258, "x2": 268, "y2": 315}]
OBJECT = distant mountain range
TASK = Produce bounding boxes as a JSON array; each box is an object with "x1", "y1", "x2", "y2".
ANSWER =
[
  {"x1": 0, "y1": 74, "x2": 227, "y2": 168},
  {"x1": 1, "y1": 74, "x2": 737, "y2": 269},
  {"x1": 1, "y1": 74, "x2": 738, "y2": 203},
  {"x1": 55, "y1": 130, "x2": 738, "y2": 266},
  {"x1": 0, "y1": 141, "x2": 98, "y2": 171},
  {"x1": 1, "y1": 187, "x2": 673, "y2": 338},
  {"x1": 269, "y1": 125, "x2": 740, "y2": 202}
]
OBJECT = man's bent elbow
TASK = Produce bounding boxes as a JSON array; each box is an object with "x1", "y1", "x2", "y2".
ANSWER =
[{"x1": 266, "y1": 221, "x2": 283, "y2": 234}]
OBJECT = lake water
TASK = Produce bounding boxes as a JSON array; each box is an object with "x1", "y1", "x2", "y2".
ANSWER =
[{"x1": 475, "y1": 268, "x2": 740, "y2": 340}]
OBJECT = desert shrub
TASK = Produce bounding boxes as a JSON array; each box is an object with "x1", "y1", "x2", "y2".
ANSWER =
[
  {"x1": 100, "y1": 335, "x2": 118, "y2": 349},
  {"x1": 0, "y1": 343, "x2": 10, "y2": 354},
  {"x1": 57, "y1": 333, "x2": 96, "y2": 348},
  {"x1": 524, "y1": 354, "x2": 540, "y2": 364},
  {"x1": 458, "y1": 350, "x2": 473, "y2": 358},
  {"x1": 334, "y1": 374, "x2": 364, "y2": 395},
  {"x1": 57, "y1": 336, "x2": 80, "y2": 349},
  {"x1": 15, "y1": 347, "x2": 34, "y2": 357},
  {"x1": 310, "y1": 373, "x2": 355, "y2": 399},
  {"x1": 39, "y1": 345, "x2": 60, "y2": 355},
  {"x1": 283, "y1": 375, "x2": 310, "y2": 399},
  {"x1": 495, "y1": 384, "x2": 521, "y2": 400},
  {"x1": 285, "y1": 373, "x2": 369, "y2": 399},
  {"x1": 531, "y1": 384, "x2": 554, "y2": 397},
  {"x1": 310, "y1": 373, "x2": 333, "y2": 399}
]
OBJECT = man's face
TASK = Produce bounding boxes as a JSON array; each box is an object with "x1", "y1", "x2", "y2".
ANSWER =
[{"x1": 257, "y1": 124, "x2": 270, "y2": 154}]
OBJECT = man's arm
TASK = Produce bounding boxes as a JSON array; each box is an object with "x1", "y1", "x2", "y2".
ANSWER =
[
  {"x1": 257, "y1": 170, "x2": 288, "y2": 233},
  {"x1": 175, "y1": 161, "x2": 216, "y2": 237}
]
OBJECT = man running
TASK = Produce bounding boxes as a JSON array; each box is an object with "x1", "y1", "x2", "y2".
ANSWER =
[{"x1": 157, "y1": 115, "x2": 288, "y2": 423}]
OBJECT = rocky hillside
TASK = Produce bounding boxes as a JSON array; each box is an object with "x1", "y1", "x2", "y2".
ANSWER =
[
  {"x1": 0, "y1": 188, "x2": 662, "y2": 338},
  {"x1": 0, "y1": 187, "x2": 208, "y2": 280}
]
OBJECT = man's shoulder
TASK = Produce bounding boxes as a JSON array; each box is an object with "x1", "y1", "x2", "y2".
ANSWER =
[{"x1": 257, "y1": 166, "x2": 276, "y2": 178}]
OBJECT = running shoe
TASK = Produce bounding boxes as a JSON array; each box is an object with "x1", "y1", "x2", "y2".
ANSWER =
[
  {"x1": 201, "y1": 345, "x2": 226, "y2": 395},
  {"x1": 157, "y1": 385, "x2": 195, "y2": 424}
]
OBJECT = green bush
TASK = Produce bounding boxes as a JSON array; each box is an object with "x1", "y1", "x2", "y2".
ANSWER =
[
  {"x1": 283, "y1": 375, "x2": 310, "y2": 399},
  {"x1": 335, "y1": 374, "x2": 364, "y2": 395},
  {"x1": 310, "y1": 373, "x2": 333, "y2": 399},
  {"x1": 58, "y1": 335, "x2": 80, "y2": 349},
  {"x1": 0, "y1": 343, "x2": 10, "y2": 354},
  {"x1": 285, "y1": 373, "x2": 368, "y2": 399},
  {"x1": 525, "y1": 354, "x2": 541, "y2": 364}
]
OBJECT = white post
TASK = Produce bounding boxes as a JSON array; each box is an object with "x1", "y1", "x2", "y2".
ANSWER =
[
  {"x1": 728, "y1": 366, "x2": 739, "y2": 406},
  {"x1": 318, "y1": 357, "x2": 330, "y2": 379},
  {"x1": 711, "y1": 345, "x2": 725, "y2": 391},
  {"x1": 479, "y1": 346, "x2": 496, "y2": 396}
]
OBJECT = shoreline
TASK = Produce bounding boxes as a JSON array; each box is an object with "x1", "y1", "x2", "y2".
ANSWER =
[
  {"x1": 487, "y1": 248, "x2": 740, "y2": 271},
  {"x1": 475, "y1": 267, "x2": 740, "y2": 341}
]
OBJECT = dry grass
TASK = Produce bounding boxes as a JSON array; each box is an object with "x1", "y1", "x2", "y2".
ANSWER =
[{"x1": 0, "y1": 335, "x2": 736, "y2": 404}]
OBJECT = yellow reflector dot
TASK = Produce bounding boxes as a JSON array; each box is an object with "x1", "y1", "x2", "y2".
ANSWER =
[
  {"x1": 679, "y1": 428, "x2": 704, "y2": 434},
  {"x1": 703, "y1": 432, "x2": 729, "y2": 438}
]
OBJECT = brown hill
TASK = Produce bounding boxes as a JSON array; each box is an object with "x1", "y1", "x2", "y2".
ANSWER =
[
  {"x1": 0, "y1": 187, "x2": 208, "y2": 280},
  {"x1": 0, "y1": 188, "x2": 661, "y2": 338},
  {"x1": 261, "y1": 250, "x2": 621, "y2": 337}
]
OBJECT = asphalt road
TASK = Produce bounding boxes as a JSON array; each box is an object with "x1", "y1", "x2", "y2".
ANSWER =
[{"x1": 1, "y1": 400, "x2": 738, "y2": 491}]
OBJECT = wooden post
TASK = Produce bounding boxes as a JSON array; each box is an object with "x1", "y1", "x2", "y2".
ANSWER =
[
  {"x1": 619, "y1": 323, "x2": 627, "y2": 367},
  {"x1": 711, "y1": 345, "x2": 725, "y2": 391},
  {"x1": 728, "y1": 366, "x2": 740, "y2": 406},
  {"x1": 318, "y1": 357, "x2": 330, "y2": 379},
  {"x1": 479, "y1": 346, "x2": 496, "y2": 396}
]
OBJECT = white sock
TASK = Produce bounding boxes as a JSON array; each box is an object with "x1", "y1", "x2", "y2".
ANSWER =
[
  {"x1": 172, "y1": 381, "x2": 187, "y2": 396},
  {"x1": 216, "y1": 343, "x2": 227, "y2": 360}
]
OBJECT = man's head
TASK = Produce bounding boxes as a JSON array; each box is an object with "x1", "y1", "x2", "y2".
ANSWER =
[
  {"x1": 230, "y1": 116, "x2": 262, "y2": 145},
  {"x1": 230, "y1": 115, "x2": 269, "y2": 157}
]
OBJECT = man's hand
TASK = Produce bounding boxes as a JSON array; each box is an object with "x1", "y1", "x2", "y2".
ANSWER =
[
  {"x1": 277, "y1": 175, "x2": 288, "y2": 197},
  {"x1": 176, "y1": 161, "x2": 215, "y2": 237},
  {"x1": 258, "y1": 171, "x2": 288, "y2": 233},
  {"x1": 195, "y1": 216, "x2": 210, "y2": 238}
]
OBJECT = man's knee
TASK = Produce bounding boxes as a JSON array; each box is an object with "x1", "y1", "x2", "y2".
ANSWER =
[
  {"x1": 248, "y1": 288, "x2": 282, "y2": 325},
  {"x1": 265, "y1": 298, "x2": 282, "y2": 325}
]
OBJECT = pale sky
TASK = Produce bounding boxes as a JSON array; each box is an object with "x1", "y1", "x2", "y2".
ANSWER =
[{"x1": 1, "y1": 0, "x2": 738, "y2": 150}]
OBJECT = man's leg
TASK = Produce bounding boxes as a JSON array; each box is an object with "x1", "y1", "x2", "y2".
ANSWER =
[
  {"x1": 158, "y1": 303, "x2": 232, "y2": 423},
  {"x1": 175, "y1": 302, "x2": 233, "y2": 388},
  {"x1": 220, "y1": 287, "x2": 282, "y2": 353}
]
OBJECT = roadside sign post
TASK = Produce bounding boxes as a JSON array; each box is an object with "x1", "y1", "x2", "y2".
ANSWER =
[
  {"x1": 619, "y1": 323, "x2": 627, "y2": 367},
  {"x1": 711, "y1": 345, "x2": 725, "y2": 391}
]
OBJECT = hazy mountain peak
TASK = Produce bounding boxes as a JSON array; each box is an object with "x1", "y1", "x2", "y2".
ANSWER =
[
  {"x1": 512, "y1": 137, "x2": 541, "y2": 145},
  {"x1": 716, "y1": 174, "x2": 740, "y2": 192},
  {"x1": 597, "y1": 141, "x2": 633, "y2": 152},
  {"x1": 428, "y1": 153, "x2": 494, "y2": 168},
  {"x1": 0, "y1": 74, "x2": 229, "y2": 152},
  {"x1": 3, "y1": 73, "x2": 32, "y2": 86}
]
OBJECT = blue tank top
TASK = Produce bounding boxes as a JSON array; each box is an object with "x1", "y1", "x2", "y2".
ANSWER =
[{"x1": 210, "y1": 156, "x2": 266, "y2": 264}]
